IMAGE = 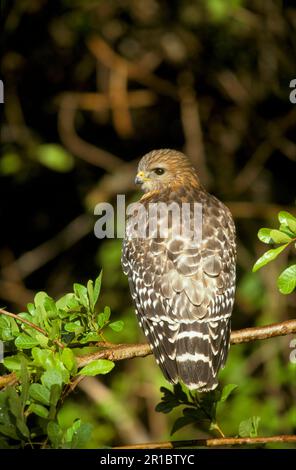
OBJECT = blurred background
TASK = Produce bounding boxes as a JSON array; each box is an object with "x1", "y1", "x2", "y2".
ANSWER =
[{"x1": 0, "y1": 0, "x2": 296, "y2": 447}]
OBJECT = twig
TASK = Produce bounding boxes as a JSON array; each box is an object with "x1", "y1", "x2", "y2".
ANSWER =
[
  {"x1": 58, "y1": 93, "x2": 122, "y2": 171},
  {"x1": 0, "y1": 308, "x2": 64, "y2": 349},
  {"x1": 0, "y1": 372, "x2": 17, "y2": 388},
  {"x1": 57, "y1": 91, "x2": 157, "y2": 113},
  {"x1": 87, "y1": 36, "x2": 178, "y2": 98},
  {"x1": 109, "y1": 61, "x2": 134, "y2": 138},
  {"x1": 113, "y1": 434, "x2": 296, "y2": 449},
  {"x1": 178, "y1": 70, "x2": 210, "y2": 187}
]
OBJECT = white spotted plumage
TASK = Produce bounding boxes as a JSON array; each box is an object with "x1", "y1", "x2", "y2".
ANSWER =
[{"x1": 122, "y1": 149, "x2": 236, "y2": 391}]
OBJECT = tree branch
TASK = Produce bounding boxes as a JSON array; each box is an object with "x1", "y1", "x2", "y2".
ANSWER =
[
  {"x1": 113, "y1": 434, "x2": 296, "y2": 449},
  {"x1": 1, "y1": 319, "x2": 296, "y2": 389},
  {"x1": 76, "y1": 319, "x2": 296, "y2": 367}
]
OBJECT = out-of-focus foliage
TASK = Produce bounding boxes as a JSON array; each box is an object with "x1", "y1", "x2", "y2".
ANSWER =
[{"x1": 0, "y1": 0, "x2": 296, "y2": 448}]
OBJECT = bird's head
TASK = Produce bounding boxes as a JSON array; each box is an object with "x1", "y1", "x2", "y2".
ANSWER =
[{"x1": 135, "y1": 149, "x2": 200, "y2": 193}]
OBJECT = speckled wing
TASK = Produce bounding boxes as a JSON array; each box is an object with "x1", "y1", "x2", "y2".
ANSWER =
[{"x1": 122, "y1": 189, "x2": 236, "y2": 391}]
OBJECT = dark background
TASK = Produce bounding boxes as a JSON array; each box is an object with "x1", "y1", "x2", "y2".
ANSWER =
[{"x1": 0, "y1": 0, "x2": 295, "y2": 447}]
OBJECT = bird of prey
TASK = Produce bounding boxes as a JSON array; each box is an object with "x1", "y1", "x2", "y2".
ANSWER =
[{"x1": 122, "y1": 149, "x2": 236, "y2": 391}]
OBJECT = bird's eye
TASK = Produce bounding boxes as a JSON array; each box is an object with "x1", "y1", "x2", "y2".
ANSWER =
[{"x1": 153, "y1": 168, "x2": 165, "y2": 175}]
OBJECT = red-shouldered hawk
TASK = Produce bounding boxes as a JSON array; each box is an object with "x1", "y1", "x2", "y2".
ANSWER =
[{"x1": 122, "y1": 149, "x2": 236, "y2": 391}]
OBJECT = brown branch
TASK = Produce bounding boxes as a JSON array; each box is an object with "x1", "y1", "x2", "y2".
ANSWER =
[
  {"x1": 178, "y1": 70, "x2": 210, "y2": 188},
  {"x1": 113, "y1": 435, "x2": 296, "y2": 449},
  {"x1": 57, "y1": 91, "x2": 157, "y2": 113},
  {"x1": 230, "y1": 319, "x2": 296, "y2": 344},
  {"x1": 76, "y1": 319, "x2": 296, "y2": 368},
  {"x1": 109, "y1": 61, "x2": 134, "y2": 138},
  {"x1": 0, "y1": 308, "x2": 64, "y2": 349},
  {"x1": 0, "y1": 372, "x2": 17, "y2": 388},
  {"x1": 58, "y1": 94, "x2": 122, "y2": 171},
  {"x1": 87, "y1": 36, "x2": 178, "y2": 98},
  {"x1": 1, "y1": 319, "x2": 296, "y2": 389}
]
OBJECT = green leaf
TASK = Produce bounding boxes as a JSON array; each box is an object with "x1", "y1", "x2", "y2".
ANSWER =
[
  {"x1": 87, "y1": 280, "x2": 95, "y2": 312},
  {"x1": 41, "y1": 369, "x2": 64, "y2": 389},
  {"x1": 252, "y1": 244, "x2": 288, "y2": 272},
  {"x1": 278, "y1": 211, "x2": 296, "y2": 234},
  {"x1": 7, "y1": 388, "x2": 30, "y2": 438},
  {"x1": 257, "y1": 228, "x2": 273, "y2": 244},
  {"x1": 27, "y1": 303, "x2": 35, "y2": 316},
  {"x1": 220, "y1": 384, "x2": 238, "y2": 403},
  {"x1": 239, "y1": 416, "x2": 261, "y2": 438},
  {"x1": 28, "y1": 403, "x2": 49, "y2": 419},
  {"x1": 15, "y1": 333, "x2": 40, "y2": 349},
  {"x1": 36, "y1": 144, "x2": 74, "y2": 173},
  {"x1": 65, "y1": 419, "x2": 82, "y2": 444},
  {"x1": 97, "y1": 306, "x2": 111, "y2": 328},
  {"x1": 279, "y1": 224, "x2": 295, "y2": 238},
  {"x1": 93, "y1": 272, "x2": 102, "y2": 306},
  {"x1": 3, "y1": 355, "x2": 22, "y2": 371},
  {"x1": 44, "y1": 296, "x2": 58, "y2": 317},
  {"x1": 155, "y1": 401, "x2": 176, "y2": 414},
  {"x1": 35, "y1": 332, "x2": 49, "y2": 348},
  {"x1": 78, "y1": 359, "x2": 115, "y2": 376},
  {"x1": 20, "y1": 357, "x2": 30, "y2": 408},
  {"x1": 47, "y1": 421, "x2": 63, "y2": 449},
  {"x1": 70, "y1": 422, "x2": 93, "y2": 449},
  {"x1": 48, "y1": 384, "x2": 62, "y2": 422},
  {"x1": 270, "y1": 229, "x2": 292, "y2": 244},
  {"x1": 32, "y1": 347, "x2": 54, "y2": 368},
  {"x1": 56, "y1": 293, "x2": 80, "y2": 311},
  {"x1": 173, "y1": 383, "x2": 189, "y2": 403},
  {"x1": 64, "y1": 321, "x2": 82, "y2": 333},
  {"x1": 79, "y1": 332, "x2": 102, "y2": 344},
  {"x1": 29, "y1": 383, "x2": 50, "y2": 405},
  {"x1": 7, "y1": 388, "x2": 22, "y2": 420},
  {"x1": 0, "y1": 423, "x2": 19, "y2": 440},
  {"x1": 34, "y1": 291, "x2": 49, "y2": 309},
  {"x1": 277, "y1": 265, "x2": 296, "y2": 294},
  {"x1": 49, "y1": 383, "x2": 62, "y2": 406},
  {"x1": 61, "y1": 348, "x2": 76, "y2": 372},
  {"x1": 73, "y1": 283, "x2": 89, "y2": 309},
  {"x1": 108, "y1": 320, "x2": 124, "y2": 332},
  {"x1": 171, "y1": 416, "x2": 196, "y2": 435}
]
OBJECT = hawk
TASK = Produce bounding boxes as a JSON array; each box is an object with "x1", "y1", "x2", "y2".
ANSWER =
[{"x1": 122, "y1": 149, "x2": 236, "y2": 391}]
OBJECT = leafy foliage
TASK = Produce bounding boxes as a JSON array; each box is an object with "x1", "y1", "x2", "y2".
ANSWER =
[
  {"x1": 253, "y1": 211, "x2": 296, "y2": 294},
  {"x1": 156, "y1": 383, "x2": 241, "y2": 437},
  {"x1": 0, "y1": 274, "x2": 123, "y2": 448}
]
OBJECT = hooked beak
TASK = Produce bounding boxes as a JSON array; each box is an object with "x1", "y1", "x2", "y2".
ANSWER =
[{"x1": 135, "y1": 171, "x2": 149, "y2": 185}]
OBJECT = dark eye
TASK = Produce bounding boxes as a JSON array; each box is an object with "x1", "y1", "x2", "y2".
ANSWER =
[{"x1": 153, "y1": 168, "x2": 165, "y2": 175}]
